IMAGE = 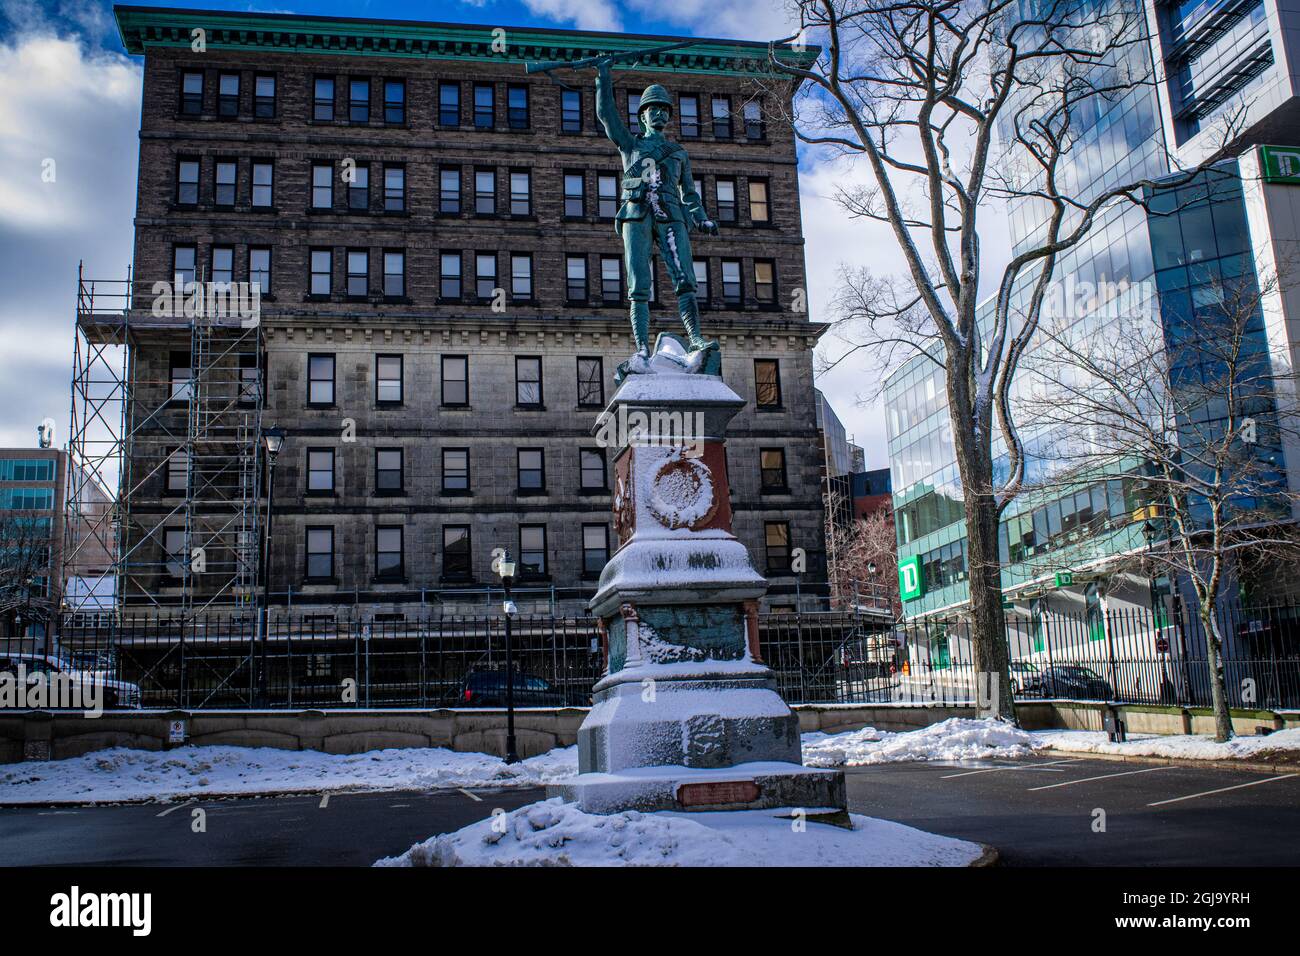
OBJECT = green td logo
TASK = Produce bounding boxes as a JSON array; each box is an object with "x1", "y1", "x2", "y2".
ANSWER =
[{"x1": 899, "y1": 555, "x2": 924, "y2": 601}]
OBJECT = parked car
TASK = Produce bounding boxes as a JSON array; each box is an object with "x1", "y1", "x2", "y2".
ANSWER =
[
  {"x1": 1008, "y1": 660, "x2": 1044, "y2": 697},
  {"x1": 0, "y1": 653, "x2": 142, "y2": 709},
  {"x1": 1038, "y1": 664, "x2": 1114, "y2": 700},
  {"x1": 459, "y1": 669, "x2": 574, "y2": 707}
]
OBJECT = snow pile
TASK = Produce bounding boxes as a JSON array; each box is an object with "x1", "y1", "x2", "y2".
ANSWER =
[
  {"x1": 803, "y1": 717, "x2": 1043, "y2": 767},
  {"x1": 1035, "y1": 727, "x2": 1300, "y2": 761},
  {"x1": 0, "y1": 744, "x2": 579, "y2": 805},
  {"x1": 375, "y1": 797, "x2": 985, "y2": 868}
]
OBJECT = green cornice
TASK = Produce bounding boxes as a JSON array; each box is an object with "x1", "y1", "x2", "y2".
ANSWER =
[{"x1": 113, "y1": 5, "x2": 821, "y2": 77}]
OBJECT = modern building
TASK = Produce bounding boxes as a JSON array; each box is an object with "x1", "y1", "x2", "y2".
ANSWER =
[
  {"x1": 66, "y1": 5, "x2": 829, "y2": 622},
  {"x1": 884, "y1": 0, "x2": 1300, "y2": 635}
]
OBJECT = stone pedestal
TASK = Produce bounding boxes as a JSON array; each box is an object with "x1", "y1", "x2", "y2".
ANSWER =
[{"x1": 549, "y1": 337, "x2": 845, "y2": 814}]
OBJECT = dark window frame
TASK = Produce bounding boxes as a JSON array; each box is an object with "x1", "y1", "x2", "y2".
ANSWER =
[
  {"x1": 375, "y1": 353, "x2": 404, "y2": 406},
  {"x1": 517, "y1": 447, "x2": 546, "y2": 493},
  {"x1": 754, "y1": 359, "x2": 783, "y2": 409},
  {"x1": 312, "y1": 76, "x2": 335, "y2": 121},
  {"x1": 579, "y1": 447, "x2": 607, "y2": 491},
  {"x1": 374, "y1": 446, "x2": 404, "y2": 495},
  {"x1": 582, "y1": 523, "x2": 610, "y2": 577},
  {"x1": 374, "y1": 524, "x2": 405, "y2": 581},
  {"x1": 307, "y1": 353, "x2": 336, "y2": 406},
  {"x1": 304, "y1": 526, "x2": 335, "y2": 580},
  {"x1": 515, "y1": 356, "x2": 543, "y2": 407},
  {"x1": 760, "y1": 447, "x2": 789, "y2": 493},
  {"x1": 442, "y1": 524, "x2": 473, "y2": 580},
  {"x1": 306, "y1": 446, "x2": 336, "y2": 495},
  {"x1": 518, "y1": 524, "x2": 548, "y2": 578},
  {"x1": 441, "y1": 448, "x2": 470, "y2": 495},
  {"x1": 441, "y1": 355, "x2": 469, "y2": 407},
  {"x1": 577, "y1": 356, "x2": 604, "y2": 407}
]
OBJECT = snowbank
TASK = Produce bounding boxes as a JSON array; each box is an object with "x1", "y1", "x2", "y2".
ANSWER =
[
  {"x1": 802, "y1": 717, "x2": 1042, "y2": 767},
  {"x1": 1034, "y1": 727, "x2": 1300, "y2": 762},
  {"x1": 375, "y1": 797, "x2": 985, "y2": 867},
  {"x1": 0, "y1": 744, "x2": 579, "y2": 805}
]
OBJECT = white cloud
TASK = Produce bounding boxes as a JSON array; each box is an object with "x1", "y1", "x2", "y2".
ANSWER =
[
  {"x1": 521, "y1": 0, "x2": 624, "y2": 32},
  {"x1": 624, "y1": 0, "x2": 799, "y2": 41}
]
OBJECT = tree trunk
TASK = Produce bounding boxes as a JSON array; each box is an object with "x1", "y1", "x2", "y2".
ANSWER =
[
  {"x1": 1201, "y1": 609, "x2": 1234, "y2": 742},
  {"x1": 965, "y1": 483, "x2": 1017, "y2": 722}
]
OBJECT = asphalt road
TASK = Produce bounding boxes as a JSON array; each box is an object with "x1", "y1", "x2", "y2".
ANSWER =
[{"x1": 1, "y1": 754, "x2": 1296, "y2": 866}]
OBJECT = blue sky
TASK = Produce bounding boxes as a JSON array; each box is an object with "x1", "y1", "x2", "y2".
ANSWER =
[{"x1": 0, "y1": 0, "x2": 894, "y2": 465}]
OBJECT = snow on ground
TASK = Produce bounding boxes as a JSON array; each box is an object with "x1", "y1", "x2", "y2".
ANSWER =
[
  {"x1": 0, "y1": 744, "x2": 579, "y2": 805},
  {"x1": 1034, "y1": 727, "x2": 1300, "y2": 762},
  {"x1": 802, "y1": 717, "x2": 1042, "y2": 767},
  {"x1": 375, "y1": 797, "x2": 985, "y2": 867}
]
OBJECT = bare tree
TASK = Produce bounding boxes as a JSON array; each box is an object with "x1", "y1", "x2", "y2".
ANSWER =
[
  {"x1": 1019, "y1": 257, "x2": 1300, "y2": 740},
  {"x1": 0, "y1": 514, "x2": 56, "y2": 639},
  {"x1": 767, "y1": 0, "x2": 1238, "y2": 720}
]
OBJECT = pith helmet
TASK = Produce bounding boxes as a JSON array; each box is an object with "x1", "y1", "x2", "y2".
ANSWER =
[{"x1": 638, "y1": 83, "x2": 674, "y2": 115}]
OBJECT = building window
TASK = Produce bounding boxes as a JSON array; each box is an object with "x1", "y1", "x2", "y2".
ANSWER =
[
  {"x1": 310, "y1": 249, "x2": 332, "y2": 296},
  {"x1": 307, "y1": 448, "x2": 335, "y2": 493},
  {"x1": 744, "y1": 100, "x2": 764, "y2": 139},
  {"x1": 176, "y1": 158, "x2": 199, "y2": 205},
  {"x1": 439, "y1": 81, "x2": 460, "y2": 126},
  {"x1": 562, "y1": 172, "x2": 586, "y2": 218},
  {"x1": 173, "y1": 246, "x2": 196, "y2": 286},
  {"x1": 598, "y1": 174, "x2": 618, "y2": 218},
  {"x1": 442, "y1": 355, "x2": 468, "y2": 406},
  {"x1": 715, "y1": 178, "x2": 736, "y2": 223},
  {"x1": 627, "y1": 91, "x2": 641, "y2": 128},
  {"x1": 440, "y1": 167, "x2": 461, "y2": 213},
  {"x1": 765, "y1": 521, "x2": 791, "y2": 572},
  {"x1": 442, "y1": 525, "x2": 471, "y2": 579},
  {"x1": 384, "y1": 79, "x2": 405, "y2": 124},
  {"x1": 441, "y1": 448, "x2": 469, "y2": 493},
  {"x1": 383, "y1": 251, "x2": 405, "y2": 298},
  {"x1": 749, "y1": 179, "x2": 770, "y2": 224},
  {"x1": 507, "y1": 84, "x2": 529, "y2": 128},
  {"x1": 754, "y1": 359, "x2": 782, "y2": 408},
  {"x1": 511, "y1": 254, "x2": 533, "y2": 300},
  {"x1": 251, "y1": 162, "x2": 273, "y2": 207},
  {"x1": 346, "y1": 249, "x2": 368, "y2": 297},
  {"x1": 721, "y1": 259, "x2": 742, "y2": 304},
  {"x1": 313, "y1": 76, "x2": 334, "y2": 120},
  {"x1": 601, "y1": 257, "x2": 622, "y2": 301},
  {"x1": 375, "y1": 526, "x2": 404, "y2": 580},
  {"x1": 312, "y1": 163, "x2": 333, "y2": 209},
  {"x1": 693, "y1": 260, "x2": 709, "y2": 304},
  {"x1": 249, "y1": 247, "x2": 271, "y2": 294},
  {"x1": 475, "y1": 253, "x2": 497, "y2": 299},
  {"x1": 580, "y1": 448, "x2": 606, "y2": 490},
  {"x1": 475, "y1": 169, "x2": 496, "y2": 214},
  {"x1": 712, "y1": 95, "x2": 732, "y2": 138},
  {"x1": 349, "y1": 78, "x2": 370, "y2": 122},
  {"x1": 582, "y1": 524, "x2": 609, "y2": 575},
  {"x1": 180, "y1": 71, "x2": 203, "y2": 115},
  {"x1": 755, "y1": 260, "x2": 776, "y2": 304},
  {"x1": 440, "y1": 252, "x2": 462, "y2": 299},
  {"x1": 516, "y1": 356, "x2": 543, "y2": 406},
  {"x1": 375, "y1": 447, "x2": 403, "y2": 493},
  {"x1": 217, "y1": 72, "x2": 239, "y2": 116},
  {"x1": 384, "y1": 165, "x2": 405, "y2": 211},
  {"x1": 518, "y1": 449, "x2": 545, "y2": 491},
  {"x1": 474, "y1": 83, "x2": 494, "y2": 128},
  {"x1": 307, "y1": 354, "x2": 335, "y2": 405},
  {"x1": 163, "y1": 528, "x2": 187, "y2": 579},
  {"x1": 577, "y1": 357, "x2": 604, "y2": 407},
  {"x1": 566, "y1": 256, "x2": 588, "y2": 302},
  {"x1": 519, "y1": 525, "x2": 547, "y2": 576},
  {"x1": 561, "y1": 89, "x2": 582, "y2": 132},
  {"x1": 169, "y1": 350, "x2": 193, "y2": 402},
  {"x1": 210, "y1": 246, "x2": 234, "y2": 287},
  {"x1": 214, "y1": 160, "x2": 237, "y2": 207},
  {"x1": 239, "y1": 352, "x2": 260, "y2": 404},
  {"x1": 375, "y1": 354, "x2": 403, "y2": 404},
  {"x1": 305, "y1": 527, "x2": 334, "y2": 579},
  {"x1": 166, "y1": 448, "x2": 188, "y2": 493},
  {"x1": 679, "y1": 94, "x2": 699, "y2": 137},
  {"x1": 509, "y1": 170, "x2": 531, "y2": 216},
  {"x1": 254, "y1": 74, "x2": 276, "y2": 118},
  {"x1": 760, "y1": 448, "x2": 788, "y2": 492},
  {"x1": 308, "y1": 356, "x2": 335, "y2": 405},
  {"x1": 348, "y1": 164, "x2": 369, "y2": 211}
]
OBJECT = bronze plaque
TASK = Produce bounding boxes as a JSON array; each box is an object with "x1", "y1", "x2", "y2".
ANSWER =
[{"x1": 677, "y1": 780, "x2": 761, "y2": 807}]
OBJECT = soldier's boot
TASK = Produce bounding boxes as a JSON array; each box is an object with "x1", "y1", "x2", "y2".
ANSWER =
[
  {"x1": 629, "y1": 300, "x2": 652, "y2": 357},
  {"x1": 678, "y1": 293, "x2": 715, "y2": 352}
]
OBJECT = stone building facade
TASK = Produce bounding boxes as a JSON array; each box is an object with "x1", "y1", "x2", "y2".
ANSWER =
[{"x1": 109, "y1": 6, "x2": 828, "y2": 618}]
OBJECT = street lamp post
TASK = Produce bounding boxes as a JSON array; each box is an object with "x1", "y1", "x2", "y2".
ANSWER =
[
  {"x1": 257, "y1": 426, "x2": 285, "y2": 708},
  {"x1": 1143, "y1": 518, "x2": 1175, "y2": 704},
  {"x1": 495, "y1": 550, "x2": 520, "y2": 764}
]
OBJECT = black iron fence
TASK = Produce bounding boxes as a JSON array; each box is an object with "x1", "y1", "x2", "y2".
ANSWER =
[{"x1": 3, "y1": 601, "x2": 1297, "y2": 710}]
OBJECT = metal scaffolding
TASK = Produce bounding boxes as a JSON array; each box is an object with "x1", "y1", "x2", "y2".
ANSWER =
[{"x1": 64, "y1": 263, "x2": 265, "y2": 621}]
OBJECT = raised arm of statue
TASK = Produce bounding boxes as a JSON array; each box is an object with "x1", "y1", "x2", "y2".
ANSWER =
[{"x1": 594, "y1": 59, "x2": 636, "y2": 155}]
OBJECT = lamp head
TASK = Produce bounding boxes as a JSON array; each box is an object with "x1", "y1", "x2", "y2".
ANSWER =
[{"x1": 263, "y1": 426, "x2": 286, "y2": 461}]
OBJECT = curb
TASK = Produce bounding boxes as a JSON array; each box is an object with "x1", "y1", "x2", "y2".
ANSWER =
[
  {"x1": 0, "y1": 781, "x2": 548, "y2": 809},
  {"x1": 1040, "y1": 746, "x2": 1300, "y2": 776},
  {"x1": 970, "y1": 844, "x2": 1000, "y2": 867}
]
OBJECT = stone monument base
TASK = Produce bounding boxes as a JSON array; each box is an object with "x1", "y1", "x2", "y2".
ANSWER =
[{"x1": 547, "y1": 762, "x2": 846, "y2": 816}]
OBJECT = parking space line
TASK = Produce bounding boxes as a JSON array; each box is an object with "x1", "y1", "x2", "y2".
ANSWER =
[
  {"x1": 1026, "y1": 765, "x2": 1174, "y2": 791},
  {"x1": 941, "y1": 759, "x2": 1085, "y2": 779},
  {"x1": 155, "y1": 799, "x2": 197, "y2": 818},
  {"x1": 1148, "y1": 773, "x2": 1297, "y2": 807}
]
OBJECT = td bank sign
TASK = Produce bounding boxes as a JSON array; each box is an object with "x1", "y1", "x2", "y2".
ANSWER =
[
  {"x1": 899, "y1": 555, "x2": 924, "y2": 602},
  {"x1": 1260, "y1": 145, "x2": 1300, "y2": 185}
]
